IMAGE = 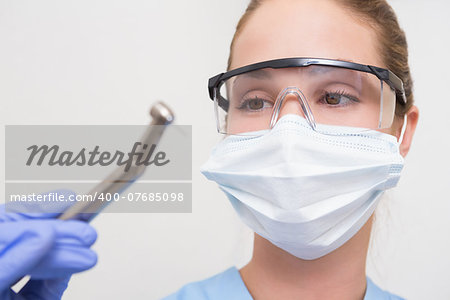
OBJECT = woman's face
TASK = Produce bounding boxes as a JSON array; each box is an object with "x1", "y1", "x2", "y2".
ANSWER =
[{"x1": 228, "y1": 0, "x2": 400, "y2": 136}]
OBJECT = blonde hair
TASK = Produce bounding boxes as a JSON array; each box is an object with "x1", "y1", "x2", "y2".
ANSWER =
[{"x1": 227, "y1": 0, "x2": 413, "y2": 117}]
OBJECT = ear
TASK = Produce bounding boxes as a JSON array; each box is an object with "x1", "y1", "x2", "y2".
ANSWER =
[{"x1": 398, "y1": 105, "x2": 419, "y2": 157}]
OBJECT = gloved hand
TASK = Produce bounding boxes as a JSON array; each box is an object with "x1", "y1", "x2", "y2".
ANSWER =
[{"x1": 0, "y1": 190, "x2": 98, "y2": 300}]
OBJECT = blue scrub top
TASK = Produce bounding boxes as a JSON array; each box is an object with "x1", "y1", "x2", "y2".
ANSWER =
[{"x1": 162, "y1": 266, "x2": 405, "y2": 300}]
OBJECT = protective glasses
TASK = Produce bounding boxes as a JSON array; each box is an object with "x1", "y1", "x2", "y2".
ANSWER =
[{"x1": 208, "y1": 57, "x2": 406, "y2": 135}]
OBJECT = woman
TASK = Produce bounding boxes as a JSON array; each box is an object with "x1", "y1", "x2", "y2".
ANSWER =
[{"x1": 164, "y1": 0, "x2": 418, "y2": 299}]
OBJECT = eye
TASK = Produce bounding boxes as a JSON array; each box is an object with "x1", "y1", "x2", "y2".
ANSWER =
[
  {"x1": 325, "y1": 93, "x2": 341, "y2": 105},
  {"x1": 237, "y1": 97, "x2": 274, "y2": 111},
  {"x1": 320, "y1": 91, "x2": 360, "y2": 107},
  {"x1": 248, "y1": 98, "x2": 265, "y2": 110}
]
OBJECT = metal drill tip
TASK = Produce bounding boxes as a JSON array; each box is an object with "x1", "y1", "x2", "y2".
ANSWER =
[{"x1": 150, "y1": 102, "x2": 175, "y2": 125}]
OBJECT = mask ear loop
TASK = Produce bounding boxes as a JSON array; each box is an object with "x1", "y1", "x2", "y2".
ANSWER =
[
  {"x1": 398, "y1": 114, "x2": 407, "y2": 144},
  {"x1": 269, "y1": 87, "x2": 317, "y2": 130}
]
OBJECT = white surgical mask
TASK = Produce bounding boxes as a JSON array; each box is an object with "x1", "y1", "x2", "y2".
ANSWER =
[{"x1": 200, "y1": 114, "x2": 404, "y2": 260}]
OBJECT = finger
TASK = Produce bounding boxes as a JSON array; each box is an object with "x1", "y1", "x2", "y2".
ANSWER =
[
  {"x1": 27, "y1": 220, "x2": 98, "y2": 279},
  {"x1": 52, "y1": 220, "x2": 98, "y2": 247},
  {"x1": 18, "y1": 276, "x2": 71, "y2": 300},
  {"x1": 0, "y1": 221, "x2": 55, "y2": 290},
  {"x1": 29, "y1": 247, "x2": 98, "y2": 279},
  {"x1": 0, "y1": 219, "x2": 97, "y2": 288}
]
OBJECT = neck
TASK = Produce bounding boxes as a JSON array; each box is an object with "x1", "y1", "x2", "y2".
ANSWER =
[{"x1": 239, "y1": 216, "x2": 373, "y2": 300}]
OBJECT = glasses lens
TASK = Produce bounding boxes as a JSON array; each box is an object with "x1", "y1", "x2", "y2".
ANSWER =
[{"x1": 214, "y1": 65, "x2": 397, "y2": 135}]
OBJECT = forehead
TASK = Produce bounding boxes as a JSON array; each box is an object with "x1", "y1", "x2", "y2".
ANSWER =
[{"x1": 231, "y1": 0, "x2": 383, "y2": 70}]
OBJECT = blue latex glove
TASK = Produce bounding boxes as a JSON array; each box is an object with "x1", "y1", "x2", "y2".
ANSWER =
[{"x1": 0, "y1": 190, "x2": 98, "y2": 300}]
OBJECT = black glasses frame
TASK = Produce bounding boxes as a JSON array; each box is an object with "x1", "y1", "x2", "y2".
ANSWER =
[{"x1": 208, "y1": 57, "x2": 407, "y2": 111}]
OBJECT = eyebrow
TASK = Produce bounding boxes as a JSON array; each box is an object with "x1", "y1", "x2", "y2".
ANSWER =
[
  {"x1": 307, "y1": 64, "x2": 356, "y2": 76},
  {"x1": 305, "y1": 57, "x2": 357, "y2": 73},
  {"x1": 232, "y1": 69, "x2": 273, "y2": 87},
  {"x1": 337, "y1": 58, "x2": 355, "y2": 63},
  {"x1": 231, "y1": 60, "x2": 362, "y2": 85}
]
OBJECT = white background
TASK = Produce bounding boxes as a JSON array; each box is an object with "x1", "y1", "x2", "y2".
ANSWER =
[{"x1": 0, "y1": 0, "x2": 449, "y2": 299}]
